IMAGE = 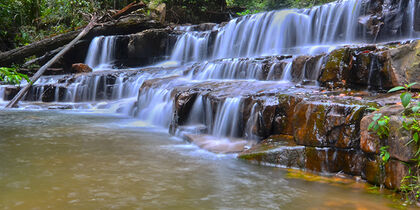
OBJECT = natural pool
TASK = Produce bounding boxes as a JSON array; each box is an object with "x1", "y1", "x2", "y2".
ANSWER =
[{"x1": 0, "y1": 110, "x2": 405, "y2": 209}]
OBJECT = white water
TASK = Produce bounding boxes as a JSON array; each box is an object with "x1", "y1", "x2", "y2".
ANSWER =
[
  {"x1": 85, "y1": 36, "x2": 118, "y2": 70},
  {"x1": 169, "y1": 0, "x2": 419, "y2": 64},
  {"x1": 187, "y1": 58, "x2": 264, "y2": 80}
]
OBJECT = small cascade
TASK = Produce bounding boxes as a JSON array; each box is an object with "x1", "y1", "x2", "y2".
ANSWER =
[
  {"x1": 187, "y1": 95, "x2": 204, "y2": 125},
  {"x1": 85, "y1": 36, "x2": 118, "y2": 70},
  {"x1": 281, "y1": 62, "x2": 293, "y2": 81},
  {"x1": 244, "y1": 103, "x2": 259, "y2": 140},
  {"x1": 211, "y1": 97, "x2": 242, "y2": 137},
  {"x1": 135, "y1": 84, "x2": 175, "y2": 127},
  {"x1": 184, "y1": 95, "x2": 245, "y2": 138},
  {"x1": 367, "y1": 54, "x2": 383, "y2": 90},
  {"x1": 187, "y1": 58, "x2": 263, "y2": 80},
  {"x1": 304, "y1": 56, "x2": 324, "y2": 83},
  {"x1": 0, "y1": 86, "x2": 5, "y2": 102},
  {"x1": 169, "y1": 31, "x2": 212, "y2": 65}
]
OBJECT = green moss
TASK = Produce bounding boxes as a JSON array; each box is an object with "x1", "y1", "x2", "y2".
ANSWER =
[{"x1": 320, "y1": 48, "x2": 350, "y2": 83}]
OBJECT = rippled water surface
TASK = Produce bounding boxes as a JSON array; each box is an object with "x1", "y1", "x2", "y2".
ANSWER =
[{"x1": 0, "y1": 110, "x2": 402, "y2": 209}]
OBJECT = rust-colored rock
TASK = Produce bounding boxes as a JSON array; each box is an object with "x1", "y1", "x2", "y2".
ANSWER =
[
  {"x1": 363, "y1": 156, "x2": 382, "y2": 186},
  {"x1": 360, "y1": 114, "x2": 381, "y2": 154},
  {"x1": 293, "y1": 101, "x2": 365, "y2": 148},
  {"x1": 384, "y1": 160, "x2": 410, "y2": 189},
  {"x1": 71, "y1": 63, "x2": 92, "y2": 74}
]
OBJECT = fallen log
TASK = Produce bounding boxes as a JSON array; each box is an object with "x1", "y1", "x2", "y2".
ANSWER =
[
  {"x1": 0, "y1": 15, "x2": 164, "y2": 67},
  {"x1": 5, "y1": 16, "x2": 97, "y2": 108},
  {"x1": 112, "y1": 1, "x2": 146, "y2": 20}
]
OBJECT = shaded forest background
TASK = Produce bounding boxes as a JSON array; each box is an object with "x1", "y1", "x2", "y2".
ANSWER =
[{"x1": 0, "y1": 0, "x2": 334, "y2": 51}]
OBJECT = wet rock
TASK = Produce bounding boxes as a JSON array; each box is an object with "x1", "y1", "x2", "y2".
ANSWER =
[
  {"x1": 293, "y1": 100, "x2": 365, "y2": 148},
  {"x1": 360, "y1": 114, "x2": 381, "y2": 154},
  {"x1": 291, "y1": 56, "x2": 310, "y2": 82},
  {"x1": 359, "y1": 104, "x2": 418, "y2": 162},
  {"x1": 388, "y1": 115, "x2": 419, "y2": 162},
  {"x1": 362, "y1": 156, "x2": 382, "y2": 185},
  {"x1": 125, "y1": 28, "x2": 171, "y2": 66},
  {"x1": 384, "y1": 159, "x2": 410, "y2": 189},
  {"x1": 318, "y1": 48, "x2": 351, "y2": 88},
  {"x1": 272, "y1": 94, "x2": 302, "y2": 136},
  {"x1": 239, "y1": 137, "x2": 306, "y2": 168},
  {"x1": 174, "y1": 91, "x2": 197, "y2": 125},
  {"x1": 71, "y1": 63, "x2": 92, "y2": 74},
  {"x1": 387, "y1": 40, "x2": 420, "y2": 90},
  {"x1": 304, "y1": 147, "x2": 364, "y2": 174},
  {"x1": 2, "y1": 86, "x2": 20, "y2": 100}
]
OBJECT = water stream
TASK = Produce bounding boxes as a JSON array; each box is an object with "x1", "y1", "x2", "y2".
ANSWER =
[{"x1": 0, "y1": 111, "x2": 401, "y2": 209}]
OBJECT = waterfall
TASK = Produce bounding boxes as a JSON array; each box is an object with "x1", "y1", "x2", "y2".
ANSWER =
[
  {"x1": 135, "y1": 85, "x2": 174, "y2": 127},
  {"x1": 85, "y1": 36, "x2": 118, "y2": 70},
  {"x1": 280, "y1": 61, "x2": 293, "y2": 81},
  {"x1": 211, "y1": 97, "x2": 242, "y2": 137},
  {"x1": 169, "y1": 0, "x2": 419, "y2": 63},
  {"x1": 187, "y1": 58, "x2": 263, "y2": 80},
  {"x1": 0, "y1": 86, "x2": 5, "y2": 103}
]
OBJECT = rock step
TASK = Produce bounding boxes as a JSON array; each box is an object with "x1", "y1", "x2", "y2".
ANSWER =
[{"x1": 239, "y1": 136, "x2": 410, "y2": 190}]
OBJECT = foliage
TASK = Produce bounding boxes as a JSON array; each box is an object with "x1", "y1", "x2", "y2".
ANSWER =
[
  {"x1": 367, "y1": 83, "x2": 419, "y2": 204},
  {"x1": 236, "y1": 9, "x2": 260, "y2": 16},
  {"x1": 0, "y1": 0, "x2": 131, "y2": 49},
  {"x1": 0, "y1": 67, "x2": 31, "y2": 85},
  {"x1": 386, "y1": 82, "x2": 420, "y2": 204},
  {"x1": 379, "y1": 146, "x2": 390, "y2": 163},
  {"x1": 368, "y1": 113, "x2": 390, "y2": 139}
]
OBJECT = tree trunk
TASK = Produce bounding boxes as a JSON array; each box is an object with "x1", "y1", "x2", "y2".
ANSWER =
[{"x1": 5, "y1": 17, "x2": 97, "y2": 108}]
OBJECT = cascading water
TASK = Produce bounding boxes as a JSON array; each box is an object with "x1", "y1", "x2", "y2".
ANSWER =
[
  {"x1": 135, "y1": 85, "x2": 175, "y2": 128},
  {"x1": 3, "y1": 0, "x2": 419, "y2": 144},
  {"x1": 85, "y1": 36, "x2": 118, "y2": 70},
  {"x1": 169, "y1": 0, "x2": 419, "y2": 63},
  {"x1": 0, "y1": 86, "x2": 5, "y2": 103},
  {"x1": 187, "y1": 58, "x2": 264, "y2": 80}
]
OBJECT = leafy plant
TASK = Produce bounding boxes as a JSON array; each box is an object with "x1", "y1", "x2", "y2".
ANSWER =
[
  {"x1": 0, "y1": 67, "x2": 31, "y2": 85},
  {"x1": 388, "y1": 82, "x2": 417, "y2": 108},
  {"x1": 386, "y1": 82, "x2": 420, "y2": 204},
  {"x1": 379, "y1": 146, "x2": 390, "y2": 163},
  {"x1": 368, "y1": 113, "x2": 390, "y2": 139},
  {"x1": 236, "y1": 9, "x2": 260, "y2": 16}
]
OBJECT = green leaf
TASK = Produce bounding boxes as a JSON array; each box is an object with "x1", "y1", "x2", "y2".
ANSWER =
[
  {"x1": 388, "y1": 86, "x2": 405, "y2": 93},
  {"x1": 405, "y1": 82, "x2": 417, "y2": 89},
  {"x1": 368, "y1": 121, "x2": 375, "y2": 130},
  {"x1": 378, "y1": 120, "x2": 386, "y2": 127},
  {"x1": 366, "y1": 107, "x2": 378, "y2": 111},
  {"x1": 372, "y1": 113, "x2": 382, "y2": 121},
  {"x1": 414, "y1": 132, "x2": 419, "y2": 143},
  {"x1": 400, "y1": 92, "x2": 412, "y2": 108},
  {"x1": 413, "y1": 106, "x2": 420, "y2": 113}
]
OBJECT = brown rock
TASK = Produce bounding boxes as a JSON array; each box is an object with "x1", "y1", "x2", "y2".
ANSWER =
[
  {"x1": 360, "y1": 114, "x2": 381, "y2": 154},
  {"x1": 384, "y1": 160, "x2": 410, "y2": 189},
  {"x1": 71, "y1": 63, "x2": 92, "y2": 74}
]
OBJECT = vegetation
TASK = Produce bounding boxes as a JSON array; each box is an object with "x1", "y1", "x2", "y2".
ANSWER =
[
  {"x1": 0, "y1": 67, "x2": 30, "y2": 85},
  {"x1": 368, "y1": 83, "x2": 420, "y2": 204}
]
